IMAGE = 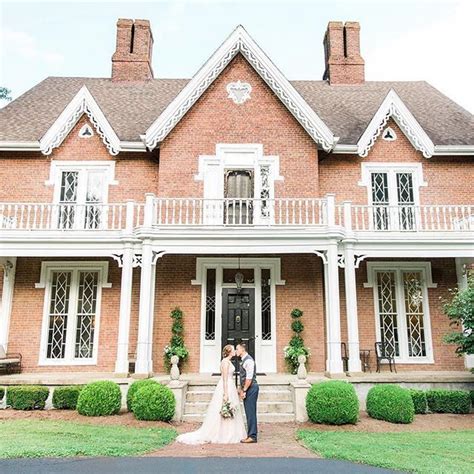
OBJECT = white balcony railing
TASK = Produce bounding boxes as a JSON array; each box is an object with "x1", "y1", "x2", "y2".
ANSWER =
[
  {"x1": 0, "y1": 202, "x2": 131, "y2": 231},
  {"x1": 336, "y1": 204, "x2": 474, "y2": 232},
  {"x1": 0, "y1": 199, "x2": 472, "y2": 233},
  {"x1": 152, "y1": 198, "x2": 328, "y2": 226}
]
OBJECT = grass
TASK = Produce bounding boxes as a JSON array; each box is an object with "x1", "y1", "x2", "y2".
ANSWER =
[
  {"x1": 298, "y1": 430, "x2": 474, "y2": 473},
  {"x1": 0, "y1": 419, "x2": 176, "y2": 458}
]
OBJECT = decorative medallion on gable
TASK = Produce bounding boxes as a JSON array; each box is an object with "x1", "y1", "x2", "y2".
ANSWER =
[
  {"x1": 226, "y1": 80, "x2": 252, "y2": 104},
  {"x1": 79, "y1": 123, "x2": 94, "y2": 138},
  {"x1": 382, "y1": 127, "x2": 396, "y2": 141}
]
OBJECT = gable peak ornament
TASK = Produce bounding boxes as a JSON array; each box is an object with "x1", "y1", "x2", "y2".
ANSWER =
[{"x1": 226, "y1": 80, "x2": 252, "y2": 105}]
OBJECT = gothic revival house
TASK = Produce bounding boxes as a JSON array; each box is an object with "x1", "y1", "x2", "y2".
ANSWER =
[{"x1": 0, "y1": 20, "x2": 473, "y2": 379}]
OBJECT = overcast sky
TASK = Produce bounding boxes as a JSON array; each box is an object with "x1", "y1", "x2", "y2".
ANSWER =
[{"x1": 1, "y1": 0, "x2": 473, "y2": 113}]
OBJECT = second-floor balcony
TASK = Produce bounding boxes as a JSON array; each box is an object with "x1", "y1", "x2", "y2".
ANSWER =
[{"x1": 0, "y1": 198, "x2": 472, "y2": 235}]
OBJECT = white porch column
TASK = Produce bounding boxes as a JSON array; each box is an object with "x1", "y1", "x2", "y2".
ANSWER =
[
  {"x1": 135, "y1": 241, "x2": 157, "y2": 376},
  {"x1": 324, "y1": 243, "x2": 344, "y2": 374},
  {"x1": 344, "y1": 244, "x2": 362, "y2": 372},
  {"x1": 0, "y1": 258, "x2": 17, "y2": 351},
  {"x1": 114, "y1": 246, "x2": 134, "y2": 375}
]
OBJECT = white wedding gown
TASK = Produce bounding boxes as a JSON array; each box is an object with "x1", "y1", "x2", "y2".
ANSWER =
[{"x1": 177, "y1": 360, "x2": 247, "y2": 444}]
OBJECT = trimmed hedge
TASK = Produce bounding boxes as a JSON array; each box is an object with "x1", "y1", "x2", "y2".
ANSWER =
[
  {"x1": 6, "y1": 386, "x2": 49, "y2": 410},
  {"x1": 127, "y1": 379, "x2": 159, "y2": 412},
  {"x1": 132, "y1": 383, "x2": 175, "y2": 421},
  {"x1": 409, "y1": 389, "x2": 428, "y2": 414},
  {"x1": 306, "y1": 380, "x2": 359, "y2": 425},
  {"x1": 52, "y1": 385, "x2": 83, "y2": 410},
  {"x1": 76, "y1": 381, "x2": 122, "y2": 417},
  {"x1": 0, "y1": 387, "x2": 4, "y2": 401},
  {"x1": 366, "y1": 384, "x2": 414, "y2": 424},
  {"x1": 426, "y1": 389, "x2": 471, "y2": 414},
  {"x1": 470, "y1": 390, "x2": 474, "y2": 406}
]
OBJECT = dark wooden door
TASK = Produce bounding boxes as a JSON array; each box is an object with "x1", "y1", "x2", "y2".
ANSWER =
[{"x1": 222, "y1": 288, "x2": 255, "y2": 360}]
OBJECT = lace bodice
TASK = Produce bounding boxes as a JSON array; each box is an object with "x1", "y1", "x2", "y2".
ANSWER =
[{"x1": 221, "y1": 359, "x2": 235, "y2": 378}]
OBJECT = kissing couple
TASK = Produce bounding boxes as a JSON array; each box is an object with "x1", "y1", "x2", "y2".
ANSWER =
[{"x1": 177, "y1": 342, "x2": 259, "y2": 444}]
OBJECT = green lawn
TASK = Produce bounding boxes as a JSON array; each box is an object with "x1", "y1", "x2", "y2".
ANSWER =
[
  {"x1": 298, "y1": 430, "x2": 474, "y2": 474},
  {"x1": 0, "y1": 419, "x2": 176, "y2": 458}
]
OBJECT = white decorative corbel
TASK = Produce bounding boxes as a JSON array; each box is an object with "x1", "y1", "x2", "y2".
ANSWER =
[
  {"x1": 152, "y1": 250, "x2": 166, "y2": 265},
  {"x1": 314, "y1": 250, "x2": 328, "y2": 265},
  {"x1": 337, "y1": 254, "x2": 345, "y2": 268},
  {"x1": 111, "y1": 253, "x2": 124, "y2": 268},
  {"x1": 132, "y1": 254, "x2": 143, "y2": 268},
  {"x1": 354, "y1": 254, "x2": 368, "y2": 269}
]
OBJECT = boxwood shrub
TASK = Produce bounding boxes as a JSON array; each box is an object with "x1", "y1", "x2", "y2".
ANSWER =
[
  {"x1": 6, "y1": 386, "x2": 49, "y2": 410},
  {"x1": 126, "y1": 379, "x2": 158, "y2": 412},
  {"x1": 409, "y1": 388, "x2": 428, "y2": 414},
  {"x1": 306, "y1": 380, "x2": 359, "y2": 425},
  {"x1": 426, "y1": 389, "x2": 471, "y2": 414},
  {"x1": 0, "y1": 387, "x2": 4, "y2": 401},
  {"x1": 52, "y1": 385, "x2": 83, "y2": 410},
  {"x1": 470, "y1": 390, "x2": 474, "y2": 406},
  {"x1": 366, "y1": 384, "x2": 414, "y2": 424},
  {"x1": 76, "y1": 381, "x2": 122, "y2": 416},
  {"x1": 132, "y1": 383, "x2": 175, "y2": 421}
]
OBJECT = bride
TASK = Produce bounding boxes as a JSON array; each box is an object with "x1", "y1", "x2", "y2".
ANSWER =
[{"x1": 176, "y1": 344, "x2": 247, "y2": 444}]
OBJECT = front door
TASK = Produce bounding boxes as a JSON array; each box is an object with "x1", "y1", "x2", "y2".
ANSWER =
[{"x1": 222, "y1": 288, "x2": 255, "y2": 360}]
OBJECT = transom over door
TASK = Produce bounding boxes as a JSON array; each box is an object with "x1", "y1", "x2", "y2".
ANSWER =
[{"x1": 221, "y1": 288, "x2": 255, "y2": 360}]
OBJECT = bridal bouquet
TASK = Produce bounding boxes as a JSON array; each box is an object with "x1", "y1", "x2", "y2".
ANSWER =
[{"x1": 220, "y1": 400, "x2": 236, "y2": 419}]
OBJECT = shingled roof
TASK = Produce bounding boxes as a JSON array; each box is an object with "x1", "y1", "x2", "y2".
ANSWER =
[{"x1": 1, "y1": 76, "x2": 473, "y2": 146}]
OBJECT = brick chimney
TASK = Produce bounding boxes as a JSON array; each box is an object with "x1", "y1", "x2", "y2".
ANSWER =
[
  {"x1": 111, "y1": 19, "x2": 154, "y2": 81},
  {"x1": 323, "y1": 21, "x2": 365, "y2": 85}
]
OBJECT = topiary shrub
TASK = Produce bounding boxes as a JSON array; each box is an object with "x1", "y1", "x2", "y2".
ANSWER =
[
  {"x1": 409, "y1": 388, "x2": 428, "y2": 414},
  {"x1": 126, "y1": 379, "x2": 159, "y2": 412},
  {"x1": 306, "y1": 380, "x2": 359, "y2": 425},
  {"x1": 76, "y1": 381, "x2": 122, "y2": 416},
  {"x1": 52, "y1": 385, "x2": 83, "y2": 410},
  {"x1": 426, "y1": 389, "x2": 471, "y2": 414},
  {"x1": 6, "y1": 386, "x2": 49, "y2": 410},
  {"x1": 366, "y1": 384, "x2": 414, "y2": 424},
  {"x1": 470, "y1": 390, "x2": 474, "y2": 406},
  {"x1": 0, "y1": 387, "x2": 4, "y2": 401},
  {"x1": 132, "y1": 383, "x2": 175, "y2": 421}
]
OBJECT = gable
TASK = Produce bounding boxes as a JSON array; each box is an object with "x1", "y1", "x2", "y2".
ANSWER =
[
  {"x1": 144, "y1": 26, "x2": 336, "y2": 151},
  {"x1": 357, "y1": 89, "x2": 435, "y2": 158},
  {"x1": 39, "y1": 86, "x2": 121, "y2": 156}
]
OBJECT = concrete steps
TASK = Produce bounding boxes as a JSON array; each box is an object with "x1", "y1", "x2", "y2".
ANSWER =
[{"x1": 182, "y1": 382, "x2": 295, "y2": 423}]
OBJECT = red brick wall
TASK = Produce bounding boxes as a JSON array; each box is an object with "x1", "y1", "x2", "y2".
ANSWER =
[
  {"x1": 0, "y1": 116, "x2": 159, "y2": 203},
  {"x1": 340, "y1": 257, "x2": 465, "y2": 372},
  {"x1": 319, "y1": 120, "x2": 473, "y2": 205},
  {"x1": 157, "y1": 54, "x2": 319, "y2": 198},
  {"x1": 7, "y1": 257, "x2": 125, "y2": 372}
]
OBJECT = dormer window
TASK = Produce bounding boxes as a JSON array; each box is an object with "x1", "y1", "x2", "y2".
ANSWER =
[
  {"x1": 79, "y1": 124, "x2": 94, "y2": 138},
  {"x1": 382, "y1": 127, "x2": 397, "y2": 141}
]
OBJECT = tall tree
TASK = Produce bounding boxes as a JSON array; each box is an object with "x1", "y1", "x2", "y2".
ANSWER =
[{"x1": 0, "y1": 87, "x2": 12, "y2": 102}]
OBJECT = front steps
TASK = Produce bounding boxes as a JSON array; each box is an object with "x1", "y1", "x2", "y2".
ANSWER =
[{"x1": 182, "y1": 382, "x2": 295, "y2": 423}]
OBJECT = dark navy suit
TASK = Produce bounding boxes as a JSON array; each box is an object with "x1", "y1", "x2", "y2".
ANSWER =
[{"x1": 240, "y1": 354, "x2": 259, "y2": 441}]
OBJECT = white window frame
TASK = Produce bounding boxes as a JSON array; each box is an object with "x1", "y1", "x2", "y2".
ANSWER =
[
  {"x1": 36, "y1": 261, "x2": 111, "y2": 366},
  {"x1": 359, "y1": 163, "x2": 427, "y2": 231},
  {"x1": 364, "y1": 261, "x2": 436, "y2": 364},
  {"x1": 194, "y1": 144, "x2": 283, "y2": 225},
  {"x1": 45, "y1": 161, "x2": 117, "y2": 230}
]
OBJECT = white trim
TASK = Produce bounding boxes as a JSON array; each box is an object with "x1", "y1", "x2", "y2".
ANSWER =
[
  {"x1": 357, "y1": 89, "x2": 435, "y2": 159},
  {"x1": 0, "y1": 141, "x2": 41, "y2": 151},
  {"x1": 433, "y1": 145, "x2": 474, "y2": 156},
  {"x1": 45, "y1": 160, "x2": 117, "y2": 187},
  {"x1": 364, "y1": 261, "x2": 436, "y2": 364},
  {"x1": 0, "y1": 257, "x2": 16, "y2": 351},
  {"x1": 36, "y1": 261, "x2": 111, "y2": 366},
  {"x1": 39, "y1": 86, "x2": 121, "y2": 156},
  {"x1": 193, "y1": 257, "x2": 284, "y2": 373},
  {"x1": 144, "y1": 25, "x2": 336, "y2": 151}
]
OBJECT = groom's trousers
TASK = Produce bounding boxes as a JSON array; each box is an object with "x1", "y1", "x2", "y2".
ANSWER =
[{"x1": 244, "y1": 383, "x2": 259, "y2": 440}]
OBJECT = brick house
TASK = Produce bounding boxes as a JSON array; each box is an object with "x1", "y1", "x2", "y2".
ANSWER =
[{"x1": 0, "y1": 19, "x2": 473, "y2": 380}]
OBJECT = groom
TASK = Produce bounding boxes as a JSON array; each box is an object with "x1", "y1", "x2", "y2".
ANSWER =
[{"x1": 236, "y1": 342, "x2": 259, "y2": 443}]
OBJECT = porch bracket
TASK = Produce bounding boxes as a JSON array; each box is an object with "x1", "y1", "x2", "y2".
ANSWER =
[
  {"x1": 152, "y1": 250, "x2": 166, "y2": 265},
  {"x1": 337, "y1": 254, "x2": 345, "y2": 268},
  {"x1": 111, "y1": 253, "x2": 124, "y2": 267},
  {"x1": 354, "y1": 254, "x2": 368, "y2": 269},
  {"x1": 313, "y1": 250, "x2": 328, "y2": 265}
]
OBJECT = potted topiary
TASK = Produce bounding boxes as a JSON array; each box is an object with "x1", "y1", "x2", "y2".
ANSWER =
[
  {"x1": 284, "y1": 308, "x2": 310, "y2": 374},
  {"x1": 163, "y1": 308, "x2": 189, "y2": 372}
]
